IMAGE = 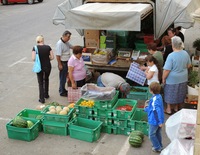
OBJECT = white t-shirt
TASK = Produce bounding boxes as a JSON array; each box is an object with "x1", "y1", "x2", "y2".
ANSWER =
[{"x1": 147, "y1": 64, "x2": 159, "y2": 85}]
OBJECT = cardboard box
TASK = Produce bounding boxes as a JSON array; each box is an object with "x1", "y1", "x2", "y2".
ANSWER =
[
  {"x1": 84, "y1": 30, "x2": 100, "y2": 39},
  {"x1": 85, "y1": 39, "x2": 99, "y2": 48},
  {"x1": 82, "y1": 47, "x2": 96, "y2": 64}
]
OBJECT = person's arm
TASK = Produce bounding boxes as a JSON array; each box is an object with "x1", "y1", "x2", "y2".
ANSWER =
[
  {"x1": 49, "y1": 50, "x2": 54, "y2": 60},
  {"x1": 32, "y1": 50, "x2": 36, "y2": 61},
  {"x1": 162, "y1": 70, "x2": 170, "y2": 84},
  {"x1": 68, "y1": 66, "x2": 76, "y2": 89},
  {"x1": 56, "y1": 55, "x2": 63, "y2": 70},
  {"x1": 145, "y1": 70, "x2": 154, "y2": 80}
]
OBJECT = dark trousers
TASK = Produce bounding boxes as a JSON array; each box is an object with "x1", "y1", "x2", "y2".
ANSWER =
[
  {"x1": 76, "y1": 78, "x2": 86, "y2": 87},
  {"x1": 37, "y1": 67, "x2": 51, "y2": 100},
  {"x1": 59, "y1": 61, "x2": 68, "y2": 94}
]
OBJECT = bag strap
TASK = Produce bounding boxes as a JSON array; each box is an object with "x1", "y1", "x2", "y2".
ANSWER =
[{"x1": 34, "y1": 45, "x2": 39, "y2": 54}]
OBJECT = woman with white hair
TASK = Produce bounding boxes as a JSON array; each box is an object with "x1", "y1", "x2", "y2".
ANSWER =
[
  {"x1": 32, "y1": 35, "x2": 54, "y2": 103},
  {"x1": 162, "y1": 36, "x2": 191, "y2": 115}
]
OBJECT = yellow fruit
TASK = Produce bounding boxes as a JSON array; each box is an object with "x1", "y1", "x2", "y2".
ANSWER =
[
  {"x1": 49, "y1": 106, "x2": 55, "y2": 111},
  {"x1": 63, "y1": 107, "x2": 70, "y2": 112},
  {"x1": 59, "y1": 110, "x2": 67, "y2": 115},
  {"x1": 49, "y1": 109, "x2": 56, "y2": 114},
  {"x1": 56, "y1": 109, "x2": 62, "y2": 114},
  {"x1": 56, "y1": 106, "x2": 62, "y2": 111}
]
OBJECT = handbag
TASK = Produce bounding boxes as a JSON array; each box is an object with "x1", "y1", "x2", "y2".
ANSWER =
[{"x1": 32, "y1": 45, "x2": 41, "y2": 73}]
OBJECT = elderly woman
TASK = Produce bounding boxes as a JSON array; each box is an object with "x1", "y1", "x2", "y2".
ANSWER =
[
  {"x1": 162, "y1": 36, "x2": 191, "y2": 114},
  {"x1": 68, "y1": 46, "x2": 86, "y2": 89}
]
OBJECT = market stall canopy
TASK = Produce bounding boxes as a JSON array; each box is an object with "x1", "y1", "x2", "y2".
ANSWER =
[
  {"x1": 53, "y1": 0, "x2": 200, "y2": 39},
  {"x1": 53, "y1": 2, "x2": 153, "y2": 31},
  {"x1": 155, "y1": 0, "x2": 198, "y2": 38}
]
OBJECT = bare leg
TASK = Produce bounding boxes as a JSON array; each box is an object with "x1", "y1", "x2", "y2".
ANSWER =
[
  {"x1": 174, "y1": 104, "x2": 178, "y2": 112},
  {"x1": 166, "y1": 104, "x2": 172, "y2": 113}
]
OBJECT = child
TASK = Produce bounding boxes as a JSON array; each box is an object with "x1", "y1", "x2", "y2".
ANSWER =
[
  {"x1": 143, "y1": 55, "x2": 162, "y2": 85},
  {"x1": 144, "y1": 82, "x2": 164, "y2": 153}
]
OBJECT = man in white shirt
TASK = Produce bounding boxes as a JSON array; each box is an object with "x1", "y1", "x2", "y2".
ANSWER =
[{"x1": 56, "y1": 30, "x2": 73, "y2": 96}]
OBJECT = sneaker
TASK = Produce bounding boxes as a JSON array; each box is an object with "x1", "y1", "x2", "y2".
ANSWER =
[{"x1": 152, "y1": 147, "x2": 162, "y2": 153}]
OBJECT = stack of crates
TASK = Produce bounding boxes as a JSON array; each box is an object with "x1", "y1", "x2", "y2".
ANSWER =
[
  {"x1": 128, "y1": 108, "x2": 149, "y2": 135},
  {"x1": 6, "y1": 109, "x2": 42, "y2": 141},
  {"x1": 42, "y1": 105, "x2": 75, "y2": 136}
]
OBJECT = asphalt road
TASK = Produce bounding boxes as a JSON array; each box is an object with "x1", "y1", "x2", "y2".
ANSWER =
[{"x1": 0, "y1": 1, "x2": 172, "y2": 155}]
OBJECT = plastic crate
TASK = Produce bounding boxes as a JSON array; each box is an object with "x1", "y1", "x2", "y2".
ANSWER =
[
  {"x1": 101, "y1": 125, "x2": 112, "y2": 134},
  {"x1": 43, "y1": 120, "x2": 68, "y2": 136},
  {"x1": 75, "y1": 98, "x2": 94, "y2": 116},
  {"x1": 6, "y1": 117, "x2": 40, "y2": 141},
  {"x1": 113, "y1": 127, "x2": 131, "y2": 136},
  {"x1": 17, "y1": 109, "x2": 43, "y2": 131},
  {"x1": 128, "y1": 108, "x2": 149, "y2": 135},
  {"x1": 127, "y1": 86, "x2": 149, "y2": 100},
  {"x1": 93, "y1": 108, "x2": 113, "y2": 118},
  {"x1": 42, "y1": 106, "x2": 74, "y2": 124},
  {"x1": 144, "y1": 35, "x2": 154, "y2": 44},
  {"x1": 90, "y1": 116, "x2": 113, "y2": 126},
  {"x1": 69, "y1": 117, "x2": 102, "y2": 142},
  {"x1": 113, "y1": 99, "x2": 137, "y2": 119},
  {"x1": 113, "y1": 118, "x2": 128, "y2": 128},
  {"x1": 94, "y1": 91, "x2": 119, "y2": 109}
]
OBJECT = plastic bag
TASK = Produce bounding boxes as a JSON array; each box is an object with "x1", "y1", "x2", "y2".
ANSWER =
[
  {"x1": 165, "y1": 109, "x2": 197, "y2": 141},
  {"x1": 160, "y1": 139, "x2": 194, "y2": 155},
  {"x1": 32, "y1": 46, "x2": 41, "y2": 73},
  {"x1": 81, "y1": 83, "x2": 116, "y2": 101}
]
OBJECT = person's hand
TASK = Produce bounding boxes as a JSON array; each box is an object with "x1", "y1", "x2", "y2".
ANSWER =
[
  {"x1": 159, "y1": 124, "x2": 163, "y2": 128},
  {"x1": 58, "y1": 64, "x2": 63, "y2": 71},
  {"x1": 72, "y1": 82, "x2": 77, "y2": 89}
]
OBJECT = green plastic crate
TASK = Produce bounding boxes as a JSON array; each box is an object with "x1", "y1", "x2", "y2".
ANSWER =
[
  {"x1": 6, "y1": 117, "x2": 40, "y2": 142},
  {"x1": 127, "y1": 86, "x2": 149, "y2": 100},
  {"x1": 129, "y1": 108, "x2": 149, "y2": 135},
  {"x1": 94, "y1": 91, "x2": 119, "y2": 109},
  {"x1": 101, "y1": 125, "x2": 117, "y2": 134},
  {"x1": 113, "y1": 118, "x2": 128, "y2": 128},
  {"x1": 113, "y1": 99, "x2": 137, "y2": 119},
  {"x1": 90, "y1": 116, "x2": 113, "y2": 126},
  {"x1": 69, "y1": 117, "x2": 102, "y2": 142},
  {"x1": 75, "y1": 98, "x2": 94, "y2": 116},
  {"x1": 113, "y1": 126, "x2": 131, "y2": 136},
  {"x1": 43, "y1": 120, "x2": 68, "y2": 136},
  {"x1": 93, "y1": 108, "x2": 113, "y2": 118},
  {"x1": 42, "y1": 106, "x2": 74, "y2": 124},
  {"x1": 17, "y1": 109, "x2": 43, "y2": 131}
]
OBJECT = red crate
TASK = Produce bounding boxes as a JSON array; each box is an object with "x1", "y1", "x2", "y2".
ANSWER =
[{"x1": 144, "y1": 35, "x2": 154, "y2": 44}]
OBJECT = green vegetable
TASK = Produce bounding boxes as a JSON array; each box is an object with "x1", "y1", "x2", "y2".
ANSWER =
[
  {"x1": 131, "y1": 87, "x2": 147, "y2": 92},
  {"x1": 27, "y1": 121, "x2": 34, "y2": 128},
  {"x1": 129, "y1": 135, "x2": 143, "y2": 147},
  {"x1": 35, "y1": 115, "x2": 43, "y2": 120},
  {"x1": 12, "y1": 116, "x2": 27, "y2": 128}
]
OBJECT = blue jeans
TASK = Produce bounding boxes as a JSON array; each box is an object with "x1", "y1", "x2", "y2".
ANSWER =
[
  {"x1": 97, "y1": 75, "x2": 105, "y2": 87},
  {"x1": 59, "y1": 61, "x2": 68, "y2": 94},
  {"x1": 149, "y1": 124, "x2": 163, "y2": 151}
]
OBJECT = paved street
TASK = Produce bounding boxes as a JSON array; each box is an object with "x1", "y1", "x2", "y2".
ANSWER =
[{"x1": 0, "y1": 0, "x2": 199, "y2": 155}]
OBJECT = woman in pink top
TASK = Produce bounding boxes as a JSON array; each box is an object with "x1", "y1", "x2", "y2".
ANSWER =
[{"x1": 68, "y1": 46, "x2": 86, "y2": 89}]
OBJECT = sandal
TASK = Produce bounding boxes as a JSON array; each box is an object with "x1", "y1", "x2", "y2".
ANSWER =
[{"x1": 164, "y1": 110, "x2": 172, "y2": 115}]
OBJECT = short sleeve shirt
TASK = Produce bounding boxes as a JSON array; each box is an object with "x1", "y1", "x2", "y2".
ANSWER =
[
  {"x1": 163, "y1": 50, "x2": 191, "y2": 84},
  {"x1": 68, "y1": 55, "x2": 86, "y2": 81},
  {"x1": 147, "y1": 64, "x2": 159, "y2": 85},
  {"x1": 153, "y1": 51, "x2": 164, "y2": 67},
  {"x1": 56, "y1": 39, "x2": 73, "y2": 61}
]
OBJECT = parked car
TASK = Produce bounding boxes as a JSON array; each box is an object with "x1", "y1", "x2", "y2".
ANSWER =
[{"x1": 1, "y1": 0, "x2": 43, "y2": 5}]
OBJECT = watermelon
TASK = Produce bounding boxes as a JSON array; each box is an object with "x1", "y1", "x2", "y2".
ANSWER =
[{"x1": 129, "y1": 135, "x2": 143, "y2": 147}]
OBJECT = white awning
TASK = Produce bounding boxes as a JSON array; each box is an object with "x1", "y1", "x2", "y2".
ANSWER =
[{"x1": 63, "y1": 3, "x2": 153, "y2": 31}]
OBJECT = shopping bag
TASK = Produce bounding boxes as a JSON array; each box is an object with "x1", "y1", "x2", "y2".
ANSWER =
[
  {"x1": 68, "y1": 87, "x2": 82, "y2": 103},
  {"x1": 32, "y1": 45, "x2": 41, "y2": 73}
]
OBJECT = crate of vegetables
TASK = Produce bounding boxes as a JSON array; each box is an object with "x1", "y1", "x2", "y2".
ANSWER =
[
  {"x1": 75, "y1": 98, "x2": 95, "y2": 116},
  {"x1": 42, "y1": 105, "x2": 74, "y2": 124},
  {"x1": 113, "y1": 99, "x2": 137, "y2": 119},
  {"x1": 128, "y1": 108, "x2": 149, "y2": 135},
  {"x1": 6, "y1": 116, "x2": 40, "y2": 141},
  {"x1": 17, "y1": 109, "x2": 43, "y2": 131},
  {"x1": 126, "y1": 86, "x2": 149, "y2": 100}
]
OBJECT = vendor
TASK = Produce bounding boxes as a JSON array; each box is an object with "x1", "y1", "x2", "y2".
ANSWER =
[{"x1": 97, "y1": 72, "x2": 130, "y2": 97}]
